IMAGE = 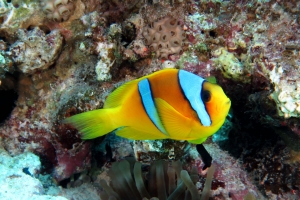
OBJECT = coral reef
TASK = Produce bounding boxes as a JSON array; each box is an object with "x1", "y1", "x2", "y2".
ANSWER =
[
  {"x1": 91, "y1": 0, "x2": 143, "y2": 24},
  {"x1": 0, "y1": 0, "x2": 300, "y2": 199},
  {"x1": 79, "y1": 136, "x2": 264, "y2": 199},
  {"x1": 41, "y1": 0, "x2": 76, "y2": 22},
  {"x1": 0, "y1": 40, "x2": 14, "y2": 81},
  {"x1": 133, "y1": 139, "x2": 190, "y2": 163},
  {"x1": 189, "y1": 144, "x2": 264, "y2": 199},
  {"x1": 0, "y1": 140, "x2": 264, "y2": 200},
  {"x1": 10, "y1": 27, "x2": 63, "y2": 74},
  {"x1": 217, "y1": 86, "x2": 300, "y2": 199},
  {"x1": 212, "y1": 47, "x2": 248, "y2": 82},
  {"x1": 0, "y1": 146, "x2": 67, "y2": 200},
  {"x1": 143, "y1": 17, "x2": 186, "y2": 59},
  {"x1": 270, "y1": 66, "x2": 300, "y2": 118},
  {"x1": 68, "y1": 142, "x2": 263, "y2": 200},
  {"x1": 94, "y1": 41, "x2": 116, "y2": 81}
]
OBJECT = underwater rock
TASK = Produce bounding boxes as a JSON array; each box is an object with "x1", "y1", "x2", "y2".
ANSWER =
[
  {"x1": 52, "y1": 142, "x2": 92, "y2": 182},
  {"x1": 133, "y1": 139, "x2": 190, "y2": 163},
  {"x1": 94, "y1": 41, "x2": 116, "y2": 81},
  {"x1": 0, "y1": 146, "x2": 67, "y2": 200},
  {"x1": 0, "y1": 39, "x2": 14, "y2": 80},
  {"x1": 0, "y1": 0, "x2": 44, "y2": 35},
  {"x1": 10, "y1": 27, "x2": 63, "y2": 74},
  {"x1": 0, "y1": 0, "x2": 299, "y2": 199},
  {"x1": 212, "y1": 47, "x2": 248, "y2": 83},
  {"x1": 91, "y1": 0, "x2": 143, "y2": 24},
  {"x1": 41, "y1": 0, "x2": 76, "y2": 22},
  {"x1": 189, "y1": 143, "x2": 264, "y2": 199}
]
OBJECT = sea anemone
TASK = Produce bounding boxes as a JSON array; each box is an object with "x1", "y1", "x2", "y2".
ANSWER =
[{"x1": 99, "y1": 159, "x2": 215, "y2": 200}]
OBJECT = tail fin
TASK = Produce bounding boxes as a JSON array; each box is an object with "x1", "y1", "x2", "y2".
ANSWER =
[{"x1": 63, "y1": 108, "x2": 120, "y2": 139}]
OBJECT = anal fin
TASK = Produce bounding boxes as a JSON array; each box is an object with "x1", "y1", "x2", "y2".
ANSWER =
[{"x1": 115, "y1": 126, "x2": 167, "y2": 140}]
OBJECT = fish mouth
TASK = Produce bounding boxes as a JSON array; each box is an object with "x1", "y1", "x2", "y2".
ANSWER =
[
  {"x1": 224, "y1": 99, "x2": 231, "y2": 111},
  {"x1": 225, "y1": 97, "x2": 231, "y2": 104},
  {"x1": 216, "y1": 99, "x2": 231, "y2": 112}
]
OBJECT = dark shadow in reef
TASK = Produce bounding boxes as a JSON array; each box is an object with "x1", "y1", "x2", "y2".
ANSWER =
[
  {"x1": 0, "y1": 89, "x2": 18, "y2": 123},
  {"x1": 215, "y1": 76, "x2": 300, "y2": 196}
]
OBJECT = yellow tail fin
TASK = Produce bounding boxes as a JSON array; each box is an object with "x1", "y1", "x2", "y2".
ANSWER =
[{"x1": 63, "y1": 107, "x2": 120, "y2": 139}]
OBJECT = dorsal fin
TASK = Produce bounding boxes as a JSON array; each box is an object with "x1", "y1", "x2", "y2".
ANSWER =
[
  {"x1": 104, "y1": 79, "x2": 140, "y2": 108},
  {"x1": 105, "y1": 69, "x2": 178, "y2": 109}
]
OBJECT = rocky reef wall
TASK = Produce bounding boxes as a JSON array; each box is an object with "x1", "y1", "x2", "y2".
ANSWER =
[{"x1": 0, "y1": 0, "x2": 300, "y2": 199}]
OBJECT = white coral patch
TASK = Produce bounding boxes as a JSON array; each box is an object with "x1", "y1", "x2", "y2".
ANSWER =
[
  {"x1": 212, "y1": 48, "x2": 245, "y2": 82},
  {"x1": 270, "y1": 67, "x2": 300, "y2": 118},
  {"x1": 284, "y1": 102, "x2": 297, "y2": 113},
  {"x1": 162, "y1": 60, "x2": 175, "y2": 69},
  {"x1": 95, "y1": 42, "x2": 116, "y2": 81},
  {"x1": 10, "y1": 28, "x2": 63, "y2": 74}
]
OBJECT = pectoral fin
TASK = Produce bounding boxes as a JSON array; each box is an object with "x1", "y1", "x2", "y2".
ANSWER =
[{"x1": 154, "y1": 98, "x2": 193, "y2": 139}]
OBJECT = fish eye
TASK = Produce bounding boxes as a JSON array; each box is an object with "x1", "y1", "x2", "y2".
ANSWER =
[{"x1": 201, "y1": 90, "x2": 211, "y2": 102}]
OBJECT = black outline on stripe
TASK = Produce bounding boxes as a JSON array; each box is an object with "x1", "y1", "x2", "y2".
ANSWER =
[
  {"x1": 177, "y1": 70, "x2": 212, "y2": 126},
  {"x1": 138, "y1": 78, "x2": 168, "y2": 135}
]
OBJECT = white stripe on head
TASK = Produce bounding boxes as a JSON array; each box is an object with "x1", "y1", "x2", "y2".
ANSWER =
[{"x1": 178, "y1": 70, "x2": 211, "y2": 126}]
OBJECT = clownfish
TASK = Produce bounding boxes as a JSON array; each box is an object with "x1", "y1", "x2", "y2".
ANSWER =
[{"x1": 64, "y1": 69, "x2": 231, "y2": 144}]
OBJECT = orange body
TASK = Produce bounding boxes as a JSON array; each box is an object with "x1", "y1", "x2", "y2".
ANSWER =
[{"x1": 64, "y1": 69, "x2": 231, "y2": 144}]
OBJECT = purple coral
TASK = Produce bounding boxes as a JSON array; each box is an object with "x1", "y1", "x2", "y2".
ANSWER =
[{"x1": 53, "y1": 142, "x2": 91, "y2": 181}]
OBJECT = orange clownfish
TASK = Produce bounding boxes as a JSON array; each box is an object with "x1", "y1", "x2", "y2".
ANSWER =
[{"x1": 64, "y1": 69, "x2": 231, "y2": 144}]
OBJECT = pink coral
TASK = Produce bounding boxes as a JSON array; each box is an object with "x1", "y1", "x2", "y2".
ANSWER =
[{"x1": 53, "y1": 142, "x2": 91, "y2": 181}]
